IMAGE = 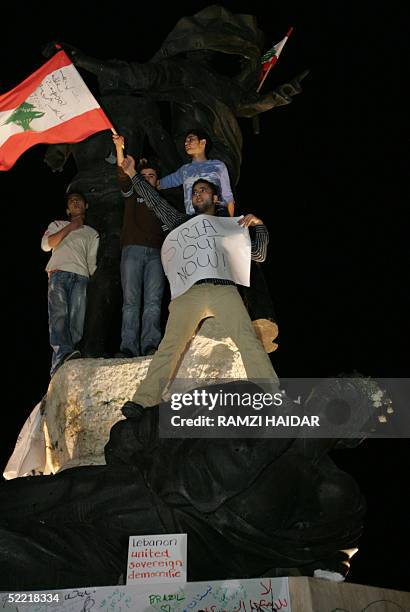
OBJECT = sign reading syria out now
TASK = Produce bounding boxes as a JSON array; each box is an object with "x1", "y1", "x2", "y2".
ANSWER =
[
  {"x1": 161, "y1": 214, "x2": 251, "y2": 299},
  {"x1": 127, "y1": 533, "x2": 187, "y2": 585}
]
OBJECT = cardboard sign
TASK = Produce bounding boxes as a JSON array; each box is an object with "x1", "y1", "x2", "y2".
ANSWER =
[
  {"x1": 127, "y1": 533, "x2": 187, "y2": 585},
  {"x1": 161, "y1": 215, "x2": 251, "y2": 299}
]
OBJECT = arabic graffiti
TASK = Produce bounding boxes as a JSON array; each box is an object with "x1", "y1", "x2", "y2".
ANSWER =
[
  {"x1": 195, "y1": 579, "x2": 289, "y2": 612},
  {"x1": 183, "y1": 584, "x2": 214, "y2": 611}
]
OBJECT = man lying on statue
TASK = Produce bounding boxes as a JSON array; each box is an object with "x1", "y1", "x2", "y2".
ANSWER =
[{"x1": 114, "y1": 146, "x2": 279, "y2": 413}]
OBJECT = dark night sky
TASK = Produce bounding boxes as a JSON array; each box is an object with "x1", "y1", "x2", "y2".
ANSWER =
[{"x1": 1, "y1": 0, "x2": 409, "y2": 592}]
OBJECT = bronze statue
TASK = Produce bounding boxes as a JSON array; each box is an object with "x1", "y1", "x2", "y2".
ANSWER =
[
  {"x1": 42, "y1": 5, "x2": 307, "y2": 355},
  {"x1": 44, "y1": 5, "x2": 307, "y2": 187},
  {"x1": 0, "y1": 378, "x2": 379, "y2": 590}
]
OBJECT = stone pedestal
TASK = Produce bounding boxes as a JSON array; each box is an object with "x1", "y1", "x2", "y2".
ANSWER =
[{"x1": 42, "y1": 318, "x2": 248, "y2": 473}]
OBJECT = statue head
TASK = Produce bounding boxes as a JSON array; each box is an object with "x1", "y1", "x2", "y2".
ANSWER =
[
  {"x1": 151, "y1": 5, "x2": 264, "y2": 66},
  {"x1": 185, "y1": 49, "x2": 216, "y2": 65}
]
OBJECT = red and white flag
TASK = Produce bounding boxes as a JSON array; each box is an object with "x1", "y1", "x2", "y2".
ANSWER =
[
  {"x1": 258, "y1": 27, "x2": 294, "y2": 90},
  {"x1": 0, "y1": 49, "x2": 113, "y2": 170}
]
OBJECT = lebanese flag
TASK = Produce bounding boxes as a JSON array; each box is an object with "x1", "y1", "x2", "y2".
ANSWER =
[
  {"x1": 258, "y1": 27, "x2": 294, "y2": 89},
  {"x1": 0, "y1": 49, "x2": 113, "y2": 170}
]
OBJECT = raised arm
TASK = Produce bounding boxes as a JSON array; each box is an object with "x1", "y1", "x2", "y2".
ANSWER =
[
  {"x1": 238, "y1": 214, "x2": 269, "y2": 263},
  {"x1": 112, "y1": 134, "x2": 133, "y2": 194},
  {"x1": 121, "y1": 155, "x2": 190, "y2": 231}
]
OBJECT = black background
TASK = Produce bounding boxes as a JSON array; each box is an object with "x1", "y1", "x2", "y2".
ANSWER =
[{"x1": 1, "y1": 0, "x2": 409, "y2": 591}]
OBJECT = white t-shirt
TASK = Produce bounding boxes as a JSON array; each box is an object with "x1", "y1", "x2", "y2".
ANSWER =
[{"x1": 41, "y1": 220, "x2": 99, "y2": 278}]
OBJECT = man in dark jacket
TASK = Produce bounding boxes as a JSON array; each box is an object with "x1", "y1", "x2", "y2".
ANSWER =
[{"x1": 114, "y1": 135, "x2": 165, "y2": 357}]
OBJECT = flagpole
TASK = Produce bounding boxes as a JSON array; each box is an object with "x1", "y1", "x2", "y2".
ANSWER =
[
  {"x1": 257, "y1": 26, "x2": 294, "y2": 93},
  {"x1": 257, "y1": 67, "x2": 272, "y2": 93}
]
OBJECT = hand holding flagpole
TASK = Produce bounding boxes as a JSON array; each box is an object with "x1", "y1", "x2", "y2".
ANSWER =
[{"x1": 112, "y1": 132, "x2": 125, "y2": 165}]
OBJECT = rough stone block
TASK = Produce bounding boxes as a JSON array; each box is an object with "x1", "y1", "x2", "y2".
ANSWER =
[{"x1": 43, "y1": 318, "x2": 247, "y2": 473}]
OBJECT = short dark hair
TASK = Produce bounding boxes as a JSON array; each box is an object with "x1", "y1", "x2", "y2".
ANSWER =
[
  {"x1": 65, "y1": 191, "x2": 86, "y2": 203},
  {"x1": 192, "y1": 178, "x2": 219, "y2": 198},
  {"x1": 185, "y1": 128, "x2": 213, "y2": 157},
  {"x1": 136, "y1": 157, "x2": 160, "y2": 177},
  {"x1": 65, "y1": 191, "x2": 87, "y2": 218}
]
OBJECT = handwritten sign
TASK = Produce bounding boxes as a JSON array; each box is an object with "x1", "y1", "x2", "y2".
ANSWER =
[
  {"x1": 127, "y1": 533, "x2": 187, "y2": 585},
  {"x1": 0, "y1": 577, "x2": 290, "y2": 612},
  {"x1": 161, "y1": 215, "x2": 251, "y2": 299}
]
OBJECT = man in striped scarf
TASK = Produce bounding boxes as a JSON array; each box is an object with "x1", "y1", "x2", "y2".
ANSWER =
[{"x1": 118, "y1": 153, "x2": 278, "y2": 413}]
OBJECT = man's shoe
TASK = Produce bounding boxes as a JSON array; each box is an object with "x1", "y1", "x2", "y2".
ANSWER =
[
  {"x1": 145, "y1": 347, "x2": 157, "y2": 356},
  {"x1": 114, "y1": 348, "x2": 134, "y2": 358},
  {"x1": 121, "y1": 401, "x2": 145, "y2": 419},
  {"x1": 63, "y1": 350, "x2": 81, "y2": 363}
]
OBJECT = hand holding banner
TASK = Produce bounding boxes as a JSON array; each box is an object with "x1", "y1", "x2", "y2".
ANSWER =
[{"x1": 161, "y1": 214, "x2": 252, "y2": 299}]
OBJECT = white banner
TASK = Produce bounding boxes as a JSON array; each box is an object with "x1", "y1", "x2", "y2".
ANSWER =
[
  {"x1": 3, "y1": 400, "x2": 47, "y2": 479},
  {"x1": 161, "y1": 215, "x2": 251, "y2": 299},
  {"x1": 1, "y1": 577, "x2": 290, "y2": 611}
]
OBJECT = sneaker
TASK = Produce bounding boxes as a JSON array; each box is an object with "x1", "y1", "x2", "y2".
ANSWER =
[
  {"x1": 114, "y1": 348, "x2": 134, "y2": 358},
  {"x1": 63, "y1": 350, "x2": 81, "y2": 363}
]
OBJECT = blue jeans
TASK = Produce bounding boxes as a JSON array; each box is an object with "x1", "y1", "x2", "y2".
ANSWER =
[
  {"x1": 48, "y1": 271, "x2": 88, "y2": 376},
  {"x1": 120, "y1": 245, "x2": 165, "y2": 356}
]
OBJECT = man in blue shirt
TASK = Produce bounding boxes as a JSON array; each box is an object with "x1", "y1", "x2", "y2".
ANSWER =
[{"x1": 159, "y1": 129, "x2": 235, "y2": 216}]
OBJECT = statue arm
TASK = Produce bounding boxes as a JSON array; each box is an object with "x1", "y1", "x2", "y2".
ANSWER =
[
  {"x1": 43, "y1": 41, "x2": 176, "y2": 95},
  {"x1": 237, "y1": 70, "x2": 310, "y2": 118},
  {"x1": 43, "y1": 42, "x2": 149, "y2": 91}
]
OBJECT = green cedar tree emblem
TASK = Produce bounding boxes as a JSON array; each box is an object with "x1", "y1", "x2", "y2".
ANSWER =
[{"x1": 3, "y1": 102, "x2": 45, "y2": 131}]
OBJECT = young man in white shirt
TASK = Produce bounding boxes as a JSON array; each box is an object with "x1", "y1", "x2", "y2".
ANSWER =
[{"x1": 41, "y1": 193, "x2": 99, "y2": 376}]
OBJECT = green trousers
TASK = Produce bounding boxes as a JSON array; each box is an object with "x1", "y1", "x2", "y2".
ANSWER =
[{"x1": 132, "y1": 283, "x2": 279, "y2": 407}]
